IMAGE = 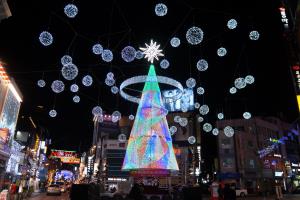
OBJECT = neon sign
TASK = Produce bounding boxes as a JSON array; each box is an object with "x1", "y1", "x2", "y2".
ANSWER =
[{"x1": 279, "y1": 7, "x2": 289, "y2": 29}]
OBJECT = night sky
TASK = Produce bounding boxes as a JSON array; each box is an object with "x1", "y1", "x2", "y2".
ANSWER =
[{"x1": 0, "y1": 0, "x2": 298, "y2": 153}]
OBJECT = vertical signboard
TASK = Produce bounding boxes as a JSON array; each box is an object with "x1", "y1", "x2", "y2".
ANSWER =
[{"x1": 291, "y1": 65, "x2": 300, "y2": 112}]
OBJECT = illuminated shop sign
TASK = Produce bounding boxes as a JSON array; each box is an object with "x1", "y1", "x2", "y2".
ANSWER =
[
  {"x1": 50, "y1": 149, "x2": 80, "y2": 164},
  {"x1": 279, "y1": 7, "x2": 289, "y2": 29}
]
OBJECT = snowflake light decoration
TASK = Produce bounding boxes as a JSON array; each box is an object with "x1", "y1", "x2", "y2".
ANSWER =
[
  {"x1": 82, "y1": 75, "x2": 93, "y2": 87},
  {"x1": 155, "y1": 3, "x2": 168, "y2": 16},
  {"x1": 188, "y1": 136, "x2": 196, "y2": 144},
  {"x1": 49, "y1": 109, "x2": 57, "y2": 118},
  {"x1": 61, "y1": 55, "x2": 72, "y2": 66},
  {"x1": 51, "y1": 80, "x2": 65, "y2": 93},
  {"x1": 249, "y1": 30, "x2": 260, "y2": 40},
  {"x1": 111, "y1": 86, "x2": 119, "y2": 94},
  {"x1": 92, "y1": 106, "x2": 102, "y2": 116},
  {"x1": 39, "y1": 31, "x2": 53, "y2": 46},
  {"x1": 243, "y1": 112, "x2": 252, "y2": 119},
  {"x1": 139, "y1": 40, "x2": 164, "y2": 63},
  {"x1": 197, "y1": 87, "x2": 205, "y2": 95},
  {"x1": 37, "y1": 79, "x2": 46, "y2": 88},
  {"x1": 217, "y1": 113, "x2": 224, "y2": 120},
  {"x1": 61, "y1": 64, "x2": 78, "y2": 81},
  {"x1": 121, "y1": 46, "x2": 136, "y2": 62},
  {"x1": 217, "y1": 47, "x2": 227, "y2": 57},
  {"x1": 245, "y1": 75, "x2": 255, "y2": 84},
  {"x1": 186, "y1": 26, "x2": 204, "y2": 45},
  {"x1": 224, "y1": 126, "x2": 235, "y2": 137},
  {"x1": 234, "y1": 78, "x2": 246, "y2": 89},
  {"x1": 203, "y1": 123, "x2": 212, "y2": 132},
  {"x1": 135, "y1": 50, "x2": 144, "y2": 60},
  {"x1": 160, "y1": 59, "x2": 169, "y2": 69},
  {"x1": 227, "y1": 19, "x2": 238, "y2": 29},
  {"x1": 230, "y1": 87, "x2": 237, "y2": 94},
  {"x1": 186, "y1": 78, "x2": 196, "y2": 88},
  {"x1": 64, "y1": 4, "x2": 78, "y2": 18},
  {"x1": 102, "y1": 49, "x2": 113, "y2": 62},
  {"x1": 73, "y1": 95, "x2": 80, "y2": 103},
  {"x1": 170, "y1": 37, "x2": 180, "y2": 47},
  {"x1": 212, "y1": 128, "x2": 219, "y2": 136},
  {"x1": 197, "y1": 59, "x2": 208, "y2": 71},
  {"x1": 70, "y1": 84, "x2": 79, "y2": 93},
  {"x1": 92, "y1": 44, "x2": 103, "y2": 55}
]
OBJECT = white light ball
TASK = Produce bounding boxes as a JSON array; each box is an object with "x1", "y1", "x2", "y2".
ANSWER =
[
  {"x1": 135, "y1": 50, "x2": 144, "y2": 59},
  {"x1": 82, "y1": 75, "x2": 93, "y2": 87},
  {"x1": 39, "y1": 31, "x2": 53, "y2": 46},
  {"x1": 197, "y1": 116, "x2": 204, "y2": 123},
  {"x1": 243, "y1": 112, "x2": 252, "y2": 119},
  {"x1": 61, "y1": 64, "x2": 78, "y2": 81},
  {"x1": 217, "y1": 113, "x2": 224, "y2": 120},
  {"x1": 51, "y1": 80, "x2": 65, "y2": 93},
  {"x1": 155, "y1": 3, "x2": 168, "y2": 16},
  {"x1": 229, "y1": 87, "x2": 237, "y2": 94},
  {"x1": 129, "y1": 115, "x2": 135, "y2": 120},
  {"x1": 249, "y1": 30, "x2": 260, "y2": 40},
  {"x1": 61, "y1": 55, "x2": 72, "y2": 66},
  {"x1": 188, "y1": 136, "x2": 196, "y2": 144},
  {"x1": 160, "y1": 59, "x2": 170, "y2": 69},
  {"x1": 92, "y1": 106, "x2": 102, "y2": 116},
  {"x1": 73, "y1": 95, "x2": 80, "y2": 103},
  {"x1": 121, "y1": 46, "x2": 136, "y2": 62},
  {"x1": 92, "y1": 44, "x2": 103, "y2": 55},
  {"x1": 203, "y1": 123, "x2": 212, "y2": 132},
  {"x1": 106, "y1": 72, "x2": 114, "y2": 79},
  {"x1": 111, "y1": 86, "x2": 119, "y2": 94},
  {"x1": 186, "y1": 26, "x2": 204, "y2": 45},
  {"x1": 169, "y1": 126, "x2": 177, "y2": 135},
  {"x1": 112, "y1": 111, "x2": 121, "y2": 122},
  {"x1": 194, "y1": 102, "x2": 200, "y2": 109},
  {"x1": 197, "y1": 87, "x2": 205, "y2": 95},
  {"x1": 102, "y1": 49, "x2": 113, "y2": 62},
  {"x1": 196, "y1": 59, "x2": 208, "y2": 71},
  {"x1": 170, "y1": 37, "x2": 180, "y2": 47},
  {"x1": 105, "y1": 78, "x2": 115, "y2": 86},
  {"x1": 227, "y1": 19, "x2": 237, "y2": 29},
  {"x1": 70, "y1": 84, "x2": 79, "y2": 93},
  {"x1": 49, "y1": 109, "x2": 57, "y2": 118},
  {"x1": 234, "y1": 78, "x2": 246, "y2": 89},
  {"x1": 212, "y1": 128, "x2": 219, "y2": 136},
  {"x1": 199, "y1": 104, "x2": 209, "y2": 115},
  {"x1": 179, "y1": 117, "x2": 188, "y2": 127},
  {"x1": 224, "y1": 126, "x2": 235, "y2": 137},
  {"x1": 186, "y1": 78, "x2": 196, "y2": 88},
  {"x1": 174, "y1": 116, "x2": 181, "y2": 123},
  {"x1": 64, "y1": 4, "x2": 78, "y2": 18},
  {"x1": 217, "y1": 47, "x2": 227, "y2": 57},
  {"x1": 118, "y1": 134, "x2": 127, "y2": 142},
  {"x1": 181, "y1": 106, "x2": 188, "y2": 113},
  {"x1": 37, "y1": 79, "x2": 46, "y2": 88},
  {"x1": 245, "y1": 75, "x2": 255, "y2": 84}
]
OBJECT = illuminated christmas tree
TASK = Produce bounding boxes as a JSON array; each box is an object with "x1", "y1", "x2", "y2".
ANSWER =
[{"x1": 122, "y1": 64, "x2": 179, "y2": 171}]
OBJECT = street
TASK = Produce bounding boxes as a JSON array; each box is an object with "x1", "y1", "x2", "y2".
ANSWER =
[{"x1": 28, "y1": 192, "x2": 69, "y2": 200}]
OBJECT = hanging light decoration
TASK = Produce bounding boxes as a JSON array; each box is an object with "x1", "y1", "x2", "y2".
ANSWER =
[
  {"x1": 197, "y1": 87, "x2": 205, "y2": 95},
  {"x1": 217, "y1": 113, "x2": 224, "y2": 120},
  {"x1": 105, "y1": 78, "x2": 115, "y2": 86},
  {"x1": 188, "y1": 136, "x2": 196, "y2": 144},
  {"x1": 234, "y1": 77, "x2": 246, "y2": 89},
  {"x1": 51, "y1": 80, "x2": 65, "y2": 93},
  {"x1": 186, "y1": 78, "x2": 196, "y2": 88},
  {"x1": 135, "y1": 50, "x2": 144, "y2": 59},
  {"x1": 212, "y1": 128, "x2": 219, "y2": 136},
  {"x1": 203, "y1": 123, "x2": 212, "y2": 132},
  {"x1": 227, "y1": 19, "x2": 238, "y2": 29},
  {"x1": 106, "y1": 72, "x2": 114, "y2": 79},
  {"x1": 49, "y1": 109, "x2": 57, "y2": 118},
  {"x1": 118, "y1": 134, "x2": 127, "y2": 142},
  {"x1": 194, "y1": 102, "x2": 200, "y2": 109},
  {"x1": 243, "y1": 112, "x2": 252, "y2": 119},
  {"x1": 170, "y1": 37, "x2": 180, "y2": 47},
  {"x1": 224, "y1": 126, "x2": 235, "y2": 137},
  {"x1": 39, "y1": 31, "x2": 53, "y2": 46},
  {"x1": 197, "y1": 116, "x2": 204, "y2": 123},
  {"x1": 111, "y1": 86, "x2": 119, "y2": 94},
  {"x1": 112, "y1": 111, "x2": 122, "y2": 122},
  {"x1": 37, "y1": 79, "x2": 46, "y2": 88},
  {"x1": 121, "y1": 46, "x2": 136, "y2": 62},
  {"x1": 82, "y1": 75, "x2": 93, "y2": 87},
  {"x1": 61, "y1": 64, "x2": 78, "y2": 81},
  {"x1": 186, "y1": 26, "x2": 204, "y2": 45},
  {"x1": 196, "y1": 59, "x2": 208, "y2": 71},
  {"x1": 101, "y1": 49, "x2": 113, "y2": 62},
  {"x1": 128, "y1": 115, "x2": 135, "y2": 120},
  {"x1": 199, "y1": 104, "x2": 209, "y2": 115},
  {"x1": 249, "y1": 30, "x2": 260, "y2": 40},
  {"x1": 174, "y1": 116, "x2": 181, "y2": 123},
  {"x1": 179, "y1": 117, "x2": 188, "y2": 127},
  {"x1": 229, "y1": 87, "x2": 237, "y2": 94},
  {"x1": 155, "y1": 3, "x2": 168, "y2": 16},
  {"x1": 73, "y1": 95, "x2": 80, "y2": 103},
  {"x1": 61, "y1": 55, "x2": 72, "y2": 66},
  {"x1": 160, "y1": 59, "x2": 170, "y2": 69},
  {"x1": 217, "y1": 47, "x2": 227, "y2": 57},
  {"x1": 245, "y1": 75, "x2": 255, "y2": 84},
  {"x1": 92, "y1": 44, "x2": 103, "y2": 55},
  {"x1": 169, "y1": 126, "x2": 177, "y2": 135},
  {"x1": 92, "y1": 106, "x2": 102, "y2": 116},
  {"x1": 70, "y1": 84, "x2": 79, "y2": 93},
  {"x1": 64, "y1": 4, "x2": 78, "y2": 18}
]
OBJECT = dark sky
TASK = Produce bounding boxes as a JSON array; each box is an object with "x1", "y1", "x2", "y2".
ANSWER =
[{"x1": 0, "y1": 0, "x2": 298, "y2": 152}]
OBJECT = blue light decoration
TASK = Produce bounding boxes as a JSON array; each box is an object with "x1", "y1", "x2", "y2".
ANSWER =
[
  {"x1": 121, "y1": 46, "x2": 136, "y2": 62},
  {"x1": 188, "y1": 136, "x2": 196, "y2": 144},
  {"x1": 194, "y1": 102, "x2": 200, "y2": 109},
  {"x1": 229, "y1": 87, "x2": 237, "y2": 94},
  {"x1": 61, "y1": 64, "x2": 78, "y2": 81},
  {"x1": 203, "y1": 123, "x2": 212, "y2": 132},
  {"x1": 37, "y1": 79, "x2": 46, "y2": 88},
  {"x1": 186, "y1": 78, "x2": 196, "y2": 88},
  {"x1": 51, "y1": 80, "x2": 65, "y2": 93},
  {"x1": 249, "y1": 30, "x2": 260, "y2": 40},
  {"x1": 170, "y1": 37, "x2": 180, "y2": 47},
  {"x1": 111, "y1": 86, "x2": 119, "y2": 94},
  {"x1": 217, "y1": 47, "x2": 227, "y2": 57},
  {"x1": 197, "y1": 116, "x2": 204, "y2": 123},
  {"x1": 160, "y1": 59, "x2": 170, "y2": 69},
  {"x1": 135, "y1": 50, "x2": 144, "y2": 59},
  {"x1": 128, "y1": 115, "x2": 135, "y2": 121},
  {"x1": 186, "y1": 26, "x2": 204, "y2": 45},
  {"x1": 112, "y1": 111, "x2": 121, "y2": 123},
  {"x1": 73, "y1": 95, "x2": 80, "y2": 103},
  {"x1": 49, "y1": 109, "x2": 57, "y2": 118},
  {"x1": 155, "y1": 3, "x2": 168, "y2": 16},
  {"x1": 217, "y1": 113, "x2": 224, "y2": 120},
  {"x1": 82, "y1": 75, "x2": 93, "y2": 87},
  {"x1": 179, "y1": 118, "x2": 188, "y2": 127},
  {"x1": 196, "y1": 59, "x2": 208, "y2": 71},
  {"x1": 92, "y1": 44, "x2": 103, "y2": 55},
  {"x1": 234, "y1": 78, "x2": 246, "y2": 89},
  {"x1": 61, "y1": 55, "x2": 72, "y2": 66},
  {"x1": 243, "y1": 112, "x2": 252, "y2": 119},
  {"x1": 227, "y1": 19, "x2": 237, "y2": 29},
  {"x1": 199, "y1": 104, "x2": 209, "y2": 115},
  {"x1": 245, "y1": 75, "x2": 255, "y2": 84},
  {"x1": 39, "y1": 31, "x2": 53, "y2": 46},
  {"x1": 196, "y1": 87, "x2": 205, "y2": 95},
  {"x1": 212, "y1": 128, "x2": 219, "y2": 136},
  {"x1": 101, "y1": 49, "x2": 113, "y2": 62},
  {"x1": 70, "y1": 84, "x2": 79, "y2": 93},
  {"x1": 64, "y1": 4, "x2": 78, "y2": 18},
  {"x1": 105, "y1": 78, "x2": 115, "y2": 86},
  {"x1": 224, "y1": 126, "x2": 234, "y2": 137},
  {"x1": 106, "y1": 72, "x2": 114, "y2": 79},
  {"x1": 169, "y1": 126, "x2": 177, "y2": 135},
  {"x1": 92, "y1": 106, "x2": 102, "y2": 116}
]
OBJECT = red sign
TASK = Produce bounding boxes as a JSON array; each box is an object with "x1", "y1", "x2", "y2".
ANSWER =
[
  {"x1": 130, "y1": 169, "x2": 171, "y2": 177},
  {"x1": 50, "y1": 150, "x2": 79, "y2": 164}
]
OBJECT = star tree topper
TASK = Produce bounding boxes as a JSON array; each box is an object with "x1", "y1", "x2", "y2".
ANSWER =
[{"x1": 140, "y1": 40, "x2": 164, "y2": 63}]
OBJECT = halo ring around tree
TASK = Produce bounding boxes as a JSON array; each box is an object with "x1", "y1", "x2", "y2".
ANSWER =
[{"x1": 120, "y1": 75, "x2": 184, "y2": 104}]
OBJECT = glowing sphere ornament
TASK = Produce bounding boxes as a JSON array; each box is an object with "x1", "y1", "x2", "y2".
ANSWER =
[
  {"x1": 64, "y1": 4, "x2": 78, "y2": 18},
  {"x1": 51, "y1": 80, "x2": 65, "y2": 93},
  {"x1": 197, "y1": 59, "x2": 208, "y2": 71},
  {"x1": 217, "y1": 113, "x2": 224, "y2": 120},
  {"x1": 101, "y1": 49, "x2": 113, "y2": 62},
  {"x1": 249, "y1": 30, "x2": 260, "y2": 40},
  {"x1": 70, "y1": 84, "x2": 79, "y2": 93},
  {"x1": 135, "y1": 50, "x2": 144, "y2": 59},
  {"x1": 227, "y1": 19, "x2": 237, "y2": 29},
  {"x1": 179, "y1": 117, "x2": 188, "y2": 127},
  {"x1": 181, "y1": 106, "x2": 188, "y2": 113},
  {"x1": 112, "y1": 111, "x2": 121, "y2": 122},
  {"x1": 82, "y1": 75, "x2": 93, "y2": 87},
  {"x1": 186, "y1": 26, "x2": 204, "y2": 45},
  {"x1": 245, "y1": 75, "x2": 255, "y2": 84},
  {"x1": 212, "y1": 128, "x2": 219, "y2": 136},
  {"x1": 129, "y1": 115, "x2": 135, "y2": 120},
  {"x1": 203, "y1": 123, "x2": 212, "y2": 132},
  {"x1": 49, "y1": 109, "x2": 57, "y2": 118},
  {"x1": 197, "y1": 116, "x2": 204, "y2": 123},
  {"x1": 37, "y1": 79, "x2": 46, "y2": 88},
  {"x1": 61, "y1": 64, "x2": 78, "y2": 81},
  {"x1": 224, "y1": 126, "x2": 235, "y2": 137},
  {"x1": 105, "y1": 78, "x2": 115, "y2": 86},
  {"x1": 197, "y1": 87, "x2": 205, "y2": 95},
  {"x1": 73, "y1": 95, "x2": 80, "y2": 103},
  {"x1": 230, "y1": 87, "x2": 237, "y2": 94},
  {"x1": 92, "y1": 106, "x2": 102, "y2": 116},
  {"x1": 170, "y1": 37, "x2": 180, "y2": 47},
  {"x1": 199, "y1": 104, "x2": 209, "y2": 115},
  {"x1": 217, "y1": 47, "x2": 227, "y2": 57},
  {"x1": 186, "y1": 78, "x2": 196, "y2": 88},
  {"x1": 118, "y1": 134, "x2": 127, "y2": 142},
  {"x1": 243, "y1": 112, "x2": 252, "y2": 119},
  {"x1": 121, "y1": 46, "x2": 136, "y2": 62},
  {"x1": 170, "y1": 126, "x2": 177, "y2": 135},
  {"x1": 61, "y1": 55, "x2": 72, "y2": 66},
  {"x1": 106, "y1": 72, "x2": 114, "y2": 79},
  {"x1": 194, "y1": 102, "x2": 200, "y2": 109},
  {"x1": 188, "y1": 136, "x2": 196, "y2": 144},
  {"x1": 92, "y1": 44, "x2": 103, "y2": 55},
  {"x1": 39, "y1": 31, "x2": 53, "y2": 46},
  {"x1": 160, "y1": 59, "x2": 169, "y2": 69},
  {"x1": 111, "y1": 86, "x2": 119, "y2": 94},
  {"x1": 174, "y1": 115, "x2": 181, "y2": 123},
  {"x1": 155, "y1": 3, "x2": 168, "y2": 16},
  {"x1": 234, "y1": 78, "x2": 246, "y2": 89}
]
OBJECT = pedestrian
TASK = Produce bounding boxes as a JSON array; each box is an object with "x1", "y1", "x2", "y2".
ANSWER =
[
  {"x1": 9, "y1": 181, "x2": 17, "y2": 200},
  {"x1": 217, "y1": 184, "x2": 224, "y2": 200}
]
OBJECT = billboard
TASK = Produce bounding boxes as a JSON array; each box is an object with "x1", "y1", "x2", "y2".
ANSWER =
[
  {"x1": 162, "y1": 88, "x2": 194, "y2": 112},
  {"x1": 50, "y1": 150, "x2": 80, "y2": 164}
]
